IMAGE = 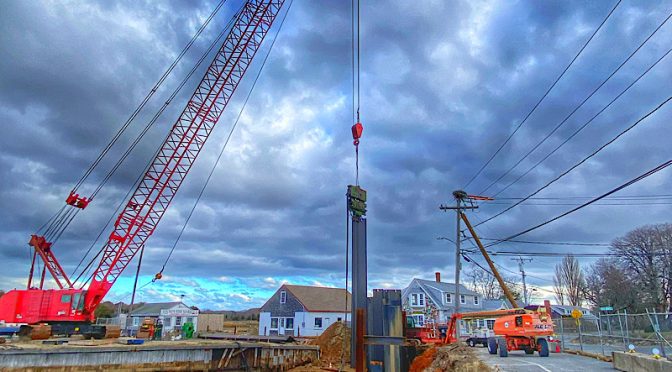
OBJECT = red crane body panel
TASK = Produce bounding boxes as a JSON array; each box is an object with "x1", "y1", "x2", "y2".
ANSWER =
[{"x1": 0, "y1": 289, "x2": 89, "y2": 324}]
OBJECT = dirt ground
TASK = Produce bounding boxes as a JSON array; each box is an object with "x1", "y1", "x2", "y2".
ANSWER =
[{"x1": 410, "y1": 344, "x2": 492, "y2": 372}]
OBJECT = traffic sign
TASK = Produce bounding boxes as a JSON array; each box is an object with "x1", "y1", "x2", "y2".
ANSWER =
[
  {"x1": 571, "y1": 308, "x2": 583, "y2": 319},
  {"x1": 599, "y1": 306, "x2": 614, "y2": 312}
]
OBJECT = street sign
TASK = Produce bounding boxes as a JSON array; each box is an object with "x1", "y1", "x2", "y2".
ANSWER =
[
  {"x1": 571, "y1": 308, "x2": 583, "y2": 319},
  {"x1": 599, "y1": 306, "x2": 614, "y2": 312}
]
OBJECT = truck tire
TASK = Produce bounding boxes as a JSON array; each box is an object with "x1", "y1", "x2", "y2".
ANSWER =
[
  {"x1": 524, "y1": 347, "x2": 534, "y2": 354},
  {"x1": 487, "y1": 337, "x2": 498, "y2": 355},
  {"x1": 538, "y1": 338, "x2": 549, "y2": 357},
  {"x1": 467, "y1": 339, "x2": 475, "y2": 347},
  {"x1": 498, "y1": 337, "x2": 508, "y2": 357}
]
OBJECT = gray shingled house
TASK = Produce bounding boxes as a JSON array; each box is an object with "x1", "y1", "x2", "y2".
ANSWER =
[
  {"x1": 402, "y1": 273, "x2": 483, "y2": 325},
  {"x1": 258, "y1": 284, "x2": 351, "y2": 337}
]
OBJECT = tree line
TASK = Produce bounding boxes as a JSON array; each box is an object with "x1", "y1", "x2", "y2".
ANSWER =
[
  {"x1": 554, "y1": 223, "x2": 672, "y2": 313},
  {"x1": 465, "y1": 223, "x2": 672, "y2": 314}
]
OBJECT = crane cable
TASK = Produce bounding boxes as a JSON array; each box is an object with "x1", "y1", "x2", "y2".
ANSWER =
[
  {"x1": 341, "y1": 1, "x2": 360, "y2": 369},
  {"x1": 34, "y1": 0, "x2": 235, "y2": 251},
  {"x1": 147, "y1": 0, "x2": 294, "y2": 286},
  {"x1": 463, "y1": 0, "x2": 622, "y2": 189},
  {"x1": 70, "y1": 3, "x2": 247, "y2": 285},
  {"x1": 71, "y1": 0, "x2": 228, "y2": 194},
  {"x1": 475, "y1": 95, "x2": 672, "y2": 227}
]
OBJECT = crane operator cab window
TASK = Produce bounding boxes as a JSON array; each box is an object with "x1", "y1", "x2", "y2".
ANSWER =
[{"x1": 515, "y1": 316, "x2": 523, "y2": 327}]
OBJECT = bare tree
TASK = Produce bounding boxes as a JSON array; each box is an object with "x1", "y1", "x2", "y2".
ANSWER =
[
  {"x1": 466, "y1": 265, "x2": 523, "y2": 302},
  {"x1": 553, "y1": 255, "x2": 585, "y2": 306},
  {"x1": 584, "y1": 258, "x2": 636, "y2": 310},
  {"x1": 612, "y1": 224, "x2": 672, "y2": 312},
  {"x1": 553, "y1": 266, "x2": 565, "y2": 306}
]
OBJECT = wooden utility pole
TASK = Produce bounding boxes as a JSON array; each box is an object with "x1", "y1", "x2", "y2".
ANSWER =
[
  {"x1": 440, "y1": 190, "x2": 477, "y2": 338},
  {"x1": 460, "y1": 213, "x2": 520, "y2": 309}
]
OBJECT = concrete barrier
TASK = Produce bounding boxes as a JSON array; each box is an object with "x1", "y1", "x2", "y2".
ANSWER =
[{"x1": 612, "y1": 351, "x2": 672, "y2": 372}]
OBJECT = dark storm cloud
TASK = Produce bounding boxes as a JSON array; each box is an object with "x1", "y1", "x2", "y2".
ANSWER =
[{"x1": 1, "y1": 0, "x2": 671, "y2": 309}]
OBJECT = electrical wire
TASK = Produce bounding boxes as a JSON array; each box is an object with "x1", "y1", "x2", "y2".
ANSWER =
[
  {"x1": 463, "y1": 0, "x2": 622, "y2": 189},
  {"x1": 476, "y1": 95, "x2": 672, "y2": 227},
  {"x1": 73, "y1": 0, "x2": 228, "y2": 193},
  {"x1": 480, "y1": 12, "x2": 672, "y2": 195},
  {"x1": 492, "y1": 46, "x2": 672, "y2": 197},
  {"x1": 486, "y1": 158, "x2": 672, "y2": 246},
  {"x1": 477, "y1": 238, "x2": 611, "y2": 246}
]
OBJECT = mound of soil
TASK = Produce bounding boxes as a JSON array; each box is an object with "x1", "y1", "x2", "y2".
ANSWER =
[
  {"x1": 410, "y1": 344, "x2": 491, "y2": 372},
  {"x1": 310, "y1": 322, "x2": 351, "y2": 366}
]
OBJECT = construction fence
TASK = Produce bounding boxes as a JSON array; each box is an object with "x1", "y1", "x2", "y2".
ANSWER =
[{"x1": 555, "y1": 310, "x2": 672, "y2": 361}]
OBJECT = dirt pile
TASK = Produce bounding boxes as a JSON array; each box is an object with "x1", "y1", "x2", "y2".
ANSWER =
[
  {"x1": 410, "y1": 344, "x2": 491, "y2": 372},
  {"x1": 310, "y1": 321, "x2": 351, "y2": 366}
]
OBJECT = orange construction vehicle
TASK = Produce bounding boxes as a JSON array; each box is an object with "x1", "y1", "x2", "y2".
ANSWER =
[{"x1": 442, "y1": 210, "x2": 555, "y2": 357}]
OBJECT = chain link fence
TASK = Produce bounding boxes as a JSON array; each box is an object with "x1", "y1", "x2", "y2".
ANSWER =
[{"x1": 556, "y1": 310, "x2": 672, "y2": 360}]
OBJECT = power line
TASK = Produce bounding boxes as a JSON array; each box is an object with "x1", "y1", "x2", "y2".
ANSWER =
[
  {"x1": 463, "y1": 0, "x2": 622, "y2": 189},
  {"x1": 496, "y1": 194, "x2": 672, "y2": 200},
  {"x1": 492, "y1": 45, "x2": 672, "y2": 197},
  {"x1": 483, "y1": 201, "x2": 672, "y2": 206},
  {"x1": 486, "y1": 158, "x2": 672, "y2": 246},
  {"x1": 480, "y1": 11, "x2": 672, "y2": 195},
  {"x1": 476, "y1": 95, "x2": 672, "y2": 227},
  {"x1": 478, "y1": 238, "x2": 611, "y2": 246}
]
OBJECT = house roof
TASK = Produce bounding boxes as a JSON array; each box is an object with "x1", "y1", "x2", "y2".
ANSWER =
[
  {"x1": 283, "y1": 285, "x2": 351, "y2": 312},
  {"x1": 403, "y1": 278, "x2": 480, "y2": 311},
  {"x1": 482, "y1": 298, "x2": 512, "y2": 311},
  {"x1": 130, "y1": 302, "x2": 185, "y2": 315},
  {"x1": 415, "y1": 279, "x2": 478, "y2": 296}
]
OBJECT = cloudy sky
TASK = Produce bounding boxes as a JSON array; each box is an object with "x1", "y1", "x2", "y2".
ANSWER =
[{"x1": 1, "y1": 0, "x2": 671, "y2": 310}]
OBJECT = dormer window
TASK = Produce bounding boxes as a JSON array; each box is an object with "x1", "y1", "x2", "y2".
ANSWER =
[
  {"x1": 280, "y1": 290, "x2": 287, "y2": 304},
  {"x1": 410, "y1": 293, "x2": 425, "y2": 307},
  {"x1": 445, "y1": 293, "x2": 452, "y2": 304}
]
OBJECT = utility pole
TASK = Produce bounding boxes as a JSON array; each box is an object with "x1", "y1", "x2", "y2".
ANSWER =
[
  {"x1": 440, "y1": 190, "x2": 477, "y2": 338},
  {"x1": 512, "y1": 256, "x2": 532, "y2": 305}
]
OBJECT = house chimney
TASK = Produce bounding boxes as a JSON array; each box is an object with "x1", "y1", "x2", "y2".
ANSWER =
[{"x1": 435, "y1": 272, "x2": 441, "y2": 282}]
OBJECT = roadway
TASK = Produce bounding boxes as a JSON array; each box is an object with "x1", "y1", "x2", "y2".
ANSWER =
[{"x1": 473, "y1": 345, "x2": 616, "y2": 371}]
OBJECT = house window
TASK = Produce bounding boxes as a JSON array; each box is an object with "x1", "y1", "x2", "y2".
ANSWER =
[
  {"x1": 314, "y1": 317, "x2": 323, "y2": 328},
  {"x1": 474, "y1": 296, "x2": 479, "y2": 305},
  {"x1": 270, "y1": 318, "x2": 279, "y2": 329},
  {"x1": 486, "y1": 319, "x2": 495, "y2": 330},
  {"x1": 286, "y1": 318, "x2": 294, "y2": 329},
  {"x1": 412, "y1": 314, "x2": 425, "y2": 327},
  {"x1": 186, "y1": 317, "x2": 193, "y2": 324},
  {"x1": 445, "y1": 293, "x2": 452, "y2": 303},
  {"x1": 280, "y1": 318, "x2": 285, "y2": 327},
  {"x1": 133, "y1": 317, "x2": 140, "y2": 326},
  {"x1": 280, "y1": 290, "x2": 287, "y2": 304},
  {"x1": 410, "y1": 293, "x2": 425, "y2": 307},
  {"x1": 175, "y1": 317, "x2": 182, "y2": 327},
  {"x1": 164, "y1": 317, "x2": 172, "y2": 327},
  {"x1": 337, "y1": 317, "x2": 342, "y2": 322},
  {"x1": 460, "y1": 295, "x2": 466, "y2": 304}
]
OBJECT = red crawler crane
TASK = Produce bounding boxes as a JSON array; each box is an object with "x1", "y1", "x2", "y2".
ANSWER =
[{"x1": 0, "y1": 0, "x2": 285, "y2": 338}]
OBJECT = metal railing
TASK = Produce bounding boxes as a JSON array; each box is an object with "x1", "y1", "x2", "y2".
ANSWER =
[{"x1": 556, "y1": 310, "x2": 672, "y2": 360}]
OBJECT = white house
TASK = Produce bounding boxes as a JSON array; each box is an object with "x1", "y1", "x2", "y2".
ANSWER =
[
  {"x1": 259, "y1": 284, "x2": 351, "y2": 337},
  {"x1": 129, "y1": 302, "x2": 199, "y2": 333}
]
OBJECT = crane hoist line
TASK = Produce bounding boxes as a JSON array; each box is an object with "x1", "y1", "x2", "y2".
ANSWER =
[{"x1": 0, "y1": 0, "x2": 286, "y2": 339}]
